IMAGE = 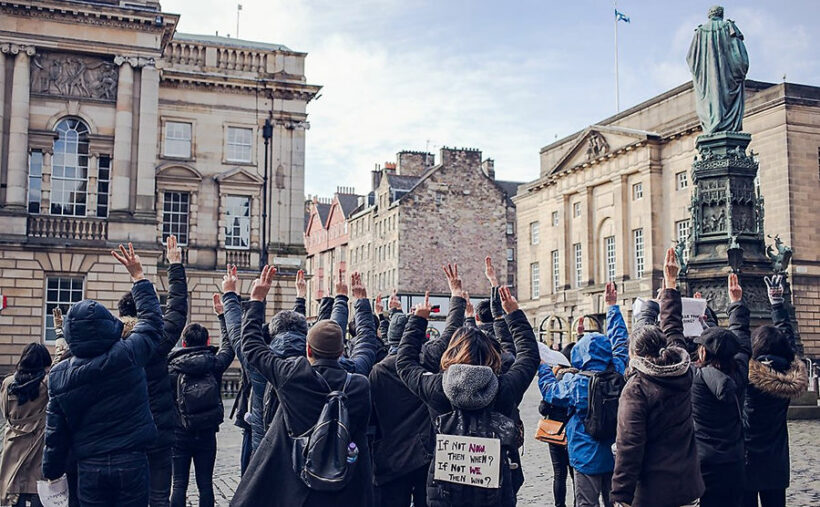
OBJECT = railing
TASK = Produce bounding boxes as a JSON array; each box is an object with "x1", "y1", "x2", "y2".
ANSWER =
[
  {"x1": 226, "y1": 249, "x2": 252, "y2": 268},
  {"x1": 216, "y1": 48, "x2": 268, "y2": 72},
  {"x1": 27, "y1": 215, "x2": 108, "y2": 241},
  {"x1": 165, "y1": 41, "x2": 206, "y2": 67}
]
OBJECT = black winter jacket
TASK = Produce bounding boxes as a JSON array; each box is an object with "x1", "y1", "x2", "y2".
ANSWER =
[
  {"x1": 231, "y1": 300, "x2": 374, "y2": 507},
  {"x1": 420, "y1": 296, "x2": 466, "y2": 372},
  {"x1": 43, "y1": 279, "x2": 163, "y2": 479}
]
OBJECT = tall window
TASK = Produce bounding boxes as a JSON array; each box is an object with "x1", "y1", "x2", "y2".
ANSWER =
[
  {"x1": 551, "y1": 250, "x2": 560, "y2": 293},
  {"x1": 164, "y1": 121, "x2": 192, "y2": 158},
  {"x1": 162, "y1": 192, "x2": 190, "y2": 245},
  {"x1": 530, "y1": 221, "x2": 540, "y2": 245},
  {"x1": 225, "y1": 195, "x2": 251, "y2": 249},
  {"x1": 28, "y1": 151, "x2": 43, "y2": 214},
  {"x1": 51, "y1": 118, "x2": 90, "y2": 216},
  {"x1": 551, "y1": 210, "x2": 559, "y2": 226},
  {"x1": 226, "y1": 126, "x2": 253, "y2": 163},
  {"x1": 573, "y1": 202, "x2": 581, "y2": 218},
  {"x1": 45, "y1": 276, "x2": 84, "y2": 342},
  {"x1": 676, "y1": 219, "x2": 691, "y2": 263},
  {"x1": 506, "y1": 222, "x2": 514, "y2": 235},
  {"x1": 632, "y1": 182, "x2": 643, "y2": 200},
  {"x1": 676, "y1": 171, "x2": 689, "y2": 190},
  {"x1": 633, "y1": 228, "x2": 645, "y2": 278},
  {"x1": 96, "y1": 155, "x2": 111, "y2": 217},
  {"x1": 507, "y1": 248, "x2": 515, "y2": 262},
  {"x1": 605, "y1": 236, "x2": 616, "y2": 282},
  {"x1": 574, "y1": 243, "x2": 583, "y2": 288},
  {"x1": 530, "y1": 262, "x2": 540, "y2": 299}
]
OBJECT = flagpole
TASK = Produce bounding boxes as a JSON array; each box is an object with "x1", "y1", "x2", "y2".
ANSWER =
[
  {"x1": 614, "y1": 0, "x2": 620, "y2": 112},
  {"x1": 236, "y1": 4, "x2": 241, "y2": 38}
]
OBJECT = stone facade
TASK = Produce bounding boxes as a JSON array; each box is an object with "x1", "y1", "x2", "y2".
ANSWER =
[
  {"x1": 514, "y1": 80, "x2": 820, "y2": 358},
  {"x1": 0, "y1": 0, "x2": 319, "y2": 369},
  {"x1": 346, "y1": 148, "x2": 520, "y2": 303}
]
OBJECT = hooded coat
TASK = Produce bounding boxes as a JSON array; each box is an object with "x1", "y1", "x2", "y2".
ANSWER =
[
  {"x1": 743, "y1": 303, "x2": 807, "y2": 492},
  {"x1": 42, "y1": 279, "x2": 164, "y2": 479},
  {"x1": 610, "y1": 346, "x2": 704, "y2": 507},
  {"x1": 537, "y1": 304, "x2": 629, "y2": 475},
  {"x1": 396, "y1": 310, "x2": 539, "y2": 507},
  {"x1": 0, "y1": 374, "x2": 48, "y2": 503}
]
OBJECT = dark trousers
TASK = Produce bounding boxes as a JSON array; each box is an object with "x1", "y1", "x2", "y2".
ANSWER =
[
  {"x1": 77, "y1": 451, "x2": 149, "y2": 507},
  {"x1": 574, "y1": 471, "x2": 612, "y2": 507},
  {"x1": 13, "y1": 494, "x2": 42, "y2": 507},
  {"x1": 171, "y1": 431, "x2": 217, "y2": 507},
  {"x1": 701, "y1": 461, "x2": 744, "y2": 507},
  {"x1": 148, "y1": 446, "x2": 172, "y2": 507},
  {"x1": 549, "y1": 443, "x2": 574, "y2": 507},
  {"x1": 376, "y1": 464, "x2": 428, "y2": 507},
  {"x1": 742, "y1": 489, "x2": 786, "y2": 507},
  {"x1": 240, "y1": 427, "x2": 251, "y2": 476}
]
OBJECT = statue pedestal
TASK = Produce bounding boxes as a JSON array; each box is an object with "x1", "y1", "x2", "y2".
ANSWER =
[{"x1": 682, "y1": 132, "x2": 772, "y2": 319}]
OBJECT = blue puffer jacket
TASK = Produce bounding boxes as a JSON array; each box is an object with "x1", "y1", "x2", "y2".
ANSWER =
[
  {"x1": 42, "y1": 279, "x2": 164, "y2": 479},
  {"x1": 538, "y1": 304, "x2": 629, "y2": 475}
]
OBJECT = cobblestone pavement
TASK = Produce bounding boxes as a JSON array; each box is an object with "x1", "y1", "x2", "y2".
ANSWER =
[{"x1": 184, "y1": 381, "x2": 820, "y2": 506}]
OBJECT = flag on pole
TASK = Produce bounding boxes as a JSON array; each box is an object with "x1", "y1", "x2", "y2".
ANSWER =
[
  {"x1": 615, "y1": 9, "x2": 630, "y2": 23},
  {"x1": 238, "y1": 3, "x2": 243, "y2": 10}
]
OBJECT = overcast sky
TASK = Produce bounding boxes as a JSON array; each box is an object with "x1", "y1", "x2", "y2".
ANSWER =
[{"x1": 162, "y1": 0, "x2": 820, "y2": 197}]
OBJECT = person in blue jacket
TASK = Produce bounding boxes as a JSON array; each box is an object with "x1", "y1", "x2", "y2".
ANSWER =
[{"x1": 537, "y1": 282, "x2": 629, "y2": 507}]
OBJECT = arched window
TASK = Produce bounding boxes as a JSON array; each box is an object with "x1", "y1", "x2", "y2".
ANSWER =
[{"x1": 51, "y1": 118, "x2": 90, "y2": 216}]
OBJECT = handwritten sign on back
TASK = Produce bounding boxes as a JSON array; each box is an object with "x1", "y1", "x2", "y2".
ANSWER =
[{"x1": 434, "y1": 434, "x2": 501, "y2": 489}]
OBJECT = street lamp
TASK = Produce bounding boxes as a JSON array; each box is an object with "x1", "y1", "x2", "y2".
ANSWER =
[
  {"x1": 261, "y1": 117, "x2": 273, "y2": 269},
  {"x1": 727, "y1": 236, "x2": 744, "y2": 273}
]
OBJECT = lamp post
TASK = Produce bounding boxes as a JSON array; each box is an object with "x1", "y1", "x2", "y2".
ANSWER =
[
  {"x1": 727, "y1": 236, "x2": 744, "y2": 273},
  {"x1": 261, "y1": 117, "x2": 273, "y2": 269}
]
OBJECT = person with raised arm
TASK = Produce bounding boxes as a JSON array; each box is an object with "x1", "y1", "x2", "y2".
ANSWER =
[
  {"x1": 419, "y1": 264, "x2": 467, "y2": 372},
  {"x1": 42, "y1": 243, "x2": 164, "y2": 506}
]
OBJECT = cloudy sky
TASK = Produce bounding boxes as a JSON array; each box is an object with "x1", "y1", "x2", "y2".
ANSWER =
[{"x1": 162, "y1": 0, "x2": 820, "y2": 196}]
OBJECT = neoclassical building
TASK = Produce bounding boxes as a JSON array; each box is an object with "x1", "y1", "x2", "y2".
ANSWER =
[
  {"x1": 0, "y1": 0, "x2": 319, "y2": 369},
  {"x1": 514, "y1": 80, "x2": 820, "y2": 358}
]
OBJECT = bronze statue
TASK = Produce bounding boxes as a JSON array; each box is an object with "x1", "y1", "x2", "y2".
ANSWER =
[{"x1": 766, "y1": 234, "x2": 793, "y2": 273}]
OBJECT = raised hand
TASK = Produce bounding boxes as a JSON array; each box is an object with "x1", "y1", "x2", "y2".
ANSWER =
[
  {"x1": 250, "y1": 265, "x2": 277, "y2": 302},
  {"x1": 212, "y1": 293, "x2": 224, "y2": 315},
  {"x1": 464, "y1": 291, "x2": 475, "y2": 319},
  {"x1": 295, "y1": 269, "x2": 307, "y2": 299},
  {"x1": 222, "y1": 265, "x2": 238, "y2": 294},
  {"x1": 728, "y1": 273, "x2": 743, "y2": 303},
  {"x1": 415, "y1": 291, "x2": 432, "y2": 319},
  {"x1": 663, "y1": 247, "x2": 679, "y2": 290},
  {"x1": 351, "y1": 272, "x2": 367, "y2": 300},
  {"x1": 52, "y1": 307, "x2": 63, "y2": 329},
  {"x1": 374, "y1": 292, "x2": 384, "y2": 314},
  {"x1": 693, "y1": 292, "x2": 703, "y2": 299},
  {"x1": 764, "y1": 275, "x2": 784, "y2": 305},
  {"x1": 484, "y1": 256, "x2": 498, "y2": 288},
  {"x1": 335, "y1": 268, "x2": 349, "y2": 297},
  {"x1": 577, "y1": 317, "x2": 585, "y2": 338},
  {"x1": 443, "y1": 263, "x2": 463, "y2": 298},
  {"x1": 499, "y1": 286, "x2": 519, "y2": 314},
  {"x1": 389, "y1": 290, "x2": 402, "y2": 311},
  {"x1": 111, "y1": 243, "x2": 145, "y2": 282},
  {"x1": 166, "y1": 234, "x2": 182, "y2": 264},
  {"x1": 605, "y1": 281, "x2": 618, "y2": 306}
]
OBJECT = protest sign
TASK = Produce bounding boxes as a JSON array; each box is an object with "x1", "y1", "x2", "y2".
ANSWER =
[
  {"x1": 37, "y1": 475, "x2": 69, "y2": 507},
  {"x1": 538, "y1": 342, "x2": 570, "y2": 367},
  {"x1": 632, "y1": 297, "x2": 707, "y2": 337},
  {"x1": 434, "y1": 434, "x2": 500, "y2": 489}
]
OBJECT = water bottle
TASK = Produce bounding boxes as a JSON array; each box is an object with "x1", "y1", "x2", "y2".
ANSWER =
[{"x1": 346, "y1": 442, "x2": 359, "y2": 464}]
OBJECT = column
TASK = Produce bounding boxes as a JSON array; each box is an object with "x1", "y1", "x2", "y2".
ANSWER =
[
  {"x1": 41, "y1": 150, "x2": 52, "y2": 212},
  {"x1": 0, "y1": 51, "x2": 6, "y2": 186},
  {"x1": 135, "y1": 62, "x2": 159, "y2": 214},
  {"x1": 110, "y1": 57, "x2": 134, "y2": 216},
  {"x1": 5, "y1": 45, "x2": 35, "y2": 209},
  {"x1": 612, "y1": 174, "x2": 630, "y2": 281}
]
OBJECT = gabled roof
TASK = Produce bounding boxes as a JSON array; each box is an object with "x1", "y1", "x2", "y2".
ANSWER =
[
  {"x1": 544, "y1": 125, "x2": 660, "y2": 178},
  {"x1": 315, "y1": 202, "x2": 331, "y2": 225},
  {"x1": 495, "y1": 180, "x2": 522, "y2": 199},
  {"x1": 336, "y1": 194, "x2": 360, "y2": 217},
  {"x1": 386, "y1": 173, "x2": 421, "y2": 190}
]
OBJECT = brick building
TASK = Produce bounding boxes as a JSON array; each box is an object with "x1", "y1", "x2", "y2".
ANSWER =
[
  {"x1": 514, "y1": 80, "x2": 820, "y2": 358},
  {"x1": 0, "y1": 0, "x2": 319, "y2": 369},
  {"x1": 346, "y1": 148, "x2": 520, "y2": 309}
]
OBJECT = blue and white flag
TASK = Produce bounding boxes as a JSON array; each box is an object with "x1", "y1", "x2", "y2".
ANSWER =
[{"x1": 615, "y1": 9, "x2": 630, "y2": 23}]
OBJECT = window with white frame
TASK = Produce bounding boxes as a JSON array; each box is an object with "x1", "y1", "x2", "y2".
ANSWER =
[
  {"x1": 633, "y1": 228, "x2": 645, "y2": 278},
  {"x1": 574, "y1": 243, "x2": 583, "y2": 288},
  {"x1": 632, "y1": 182, "x2": 643, "y2": 200},
  {"x1": 28, "y1": 151, "x2": 43, "y2": 214},
  {"x1": 162, "y1": 191, "x2": 190, "y2": 245},
  {"x1": 573, "y1": 202, "x2": 581, "y2": 218},
  {"x1": 552, "y1": 250, "x2": 560, "y2": 293},
  {"x1": 530, "y1": 262, "x2": 540, "y2": 299},
  {"x1": 226, "y1": 126, "x2": 253, "y2": 163},
  {"x1": 51, "y1": 118, "x2": 90, "y2": 216},
  {"x1": 530, "y1": 221, "x2": 540, "y2": 245},
  {"x1": 96, "y1": 155, "x2": 111, "y2": 218},
  {"x1": 225, "y1": 195, "x2": 251, "y2": 249},
  {"x1": 507, "y1": 247, "x2": 515, "y2": 262},
  {"x1": 605, "y1": 235, "x2": 616, "y2": 282},
  {"x1": 676, "y1": 171, "x2": 689, "y2": 190},
  {"x1": 551, "y1": 210, "x2": 559, "y2": 226},
  {"x1": 506, "y1": 222, "x2": 514, "y2": 235},
  {"x1": 44, "y1": 276, "x2": 84, "y2": 342},
  {"x1": 164, "y1": 121, "x2": 192, "y2": 158},
  {"x1": 676, "y1": 219, "x2": 691, "y2": 263}
]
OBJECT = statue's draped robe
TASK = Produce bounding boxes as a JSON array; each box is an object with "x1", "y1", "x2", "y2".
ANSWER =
[{"x1": 687, "y1": 17, "x2": 749, "y2": 134}]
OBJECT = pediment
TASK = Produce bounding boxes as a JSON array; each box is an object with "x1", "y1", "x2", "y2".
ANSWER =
[
  {"x1": 156, "y1": 163, "x2": 203, "y2": 182},
  {"x1": 215, "y1": 167, "x2": 264, "y2": 186},
  {"x1": 546, "y1": 125, "x2": 658, "y2": 176}
]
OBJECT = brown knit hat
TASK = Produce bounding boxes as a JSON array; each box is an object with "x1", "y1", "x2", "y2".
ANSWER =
[{"x1": 307, "y1": 320, "x2": 344, "y2": 358}]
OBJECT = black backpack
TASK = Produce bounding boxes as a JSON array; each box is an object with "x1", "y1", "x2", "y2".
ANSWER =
[
  {"x1": 578, "y1": 367, "x2": 625, "y2": 441},
  {"x1": 291, "y1": 371, "x2": 357, "y2": 492},
  {"x1": 176, "y1": 370, "x2": 224, "y2": 431},
  {"x1": 431, "y1": 409, "x2": 518, "y2": 506}
]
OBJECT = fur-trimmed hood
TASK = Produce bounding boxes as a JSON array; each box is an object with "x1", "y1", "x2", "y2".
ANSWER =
[
  {"x1": 749, "y1": 358, "x2": 808, "y2": 399},
  {"x1": 629, "y1": 346, "x2": 691, "y2": 378}
]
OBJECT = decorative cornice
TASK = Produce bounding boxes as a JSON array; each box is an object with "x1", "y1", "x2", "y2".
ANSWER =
[
  {"x1": 114, "y1": 55, "x2": 156, "y2": 68},
  {"x1": 160, "y1": 72, "x2": 320, "y2": 102},
  {"x1": 0, "y1": 42, "x2": 35, "y2": 56}
]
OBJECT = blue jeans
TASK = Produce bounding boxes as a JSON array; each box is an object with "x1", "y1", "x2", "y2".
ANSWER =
[
  {"x1": 77, "y1": 451, "x2": 149, "y2": 507},
  {"x1": 170, "y1": 432, "x2": 217, "y2": 507}
]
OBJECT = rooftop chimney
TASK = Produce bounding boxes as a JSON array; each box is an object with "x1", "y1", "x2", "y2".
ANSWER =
[{"x1": 396, "y1": 151, "x2": 435, "y2": 177}]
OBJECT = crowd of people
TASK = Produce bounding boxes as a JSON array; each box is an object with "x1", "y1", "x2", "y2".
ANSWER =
[{"x1": 0, "y1": 235, "x2": 809, "y2": 507}]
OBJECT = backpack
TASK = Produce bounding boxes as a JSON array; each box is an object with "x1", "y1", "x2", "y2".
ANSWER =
[
  {"x1": 291, "y1": 371, "x2": 357, "y2": 492},
  {"x1": 431, "y1": 409, "x2": 518, "y2": 506},
  {"x1": 578, "y1": 367, "x2": 625, "y2": 441},
  {"x1": 176, "y1": 370, "x2": 224, "y2": 431}
]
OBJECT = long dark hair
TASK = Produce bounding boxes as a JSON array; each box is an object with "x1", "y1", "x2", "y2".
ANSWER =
[
  {"x1": 441, "y1": 327, "x2": 502, "y2": 374},
  {"x1": 630, "y1": 326, "x2": 679, "y2": 366},
  {"x1": 752, "y1": 325, "x2": 795, "y2": 363},
  {"x1": 10, "y1": 343, "x2": 51, "y2": 405}
]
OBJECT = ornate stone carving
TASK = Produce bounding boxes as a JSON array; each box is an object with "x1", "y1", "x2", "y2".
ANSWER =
[
  {"x1": 702, "y1": 208, "x2": 726, "y2": 234},
  {"x1": 585, "y1": 131, "x2": 609, "y2": 161},
  {"x1": 766, "y1": 234, "x2": 793, "y2": 274},
  {"x1": 0, "y1": 43, "x2": 36, "y2": 56},
  {"x1": 31, "y1": 52, "x2": 118, "y2": 101}
]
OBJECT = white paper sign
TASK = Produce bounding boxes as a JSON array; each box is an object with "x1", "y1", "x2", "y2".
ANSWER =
[
  {"x1": 434, "y1": 434, "x2": 501, "y2": 489},
  {"x1": 37, "y1": 476, "x2": 69, "y2": 507},
  {"x1": 681, "y1": 297, "x2": 708, "y2": 337},
  {"x1": 538, "y1": 342, "x2": 570, "y2": 367}
]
